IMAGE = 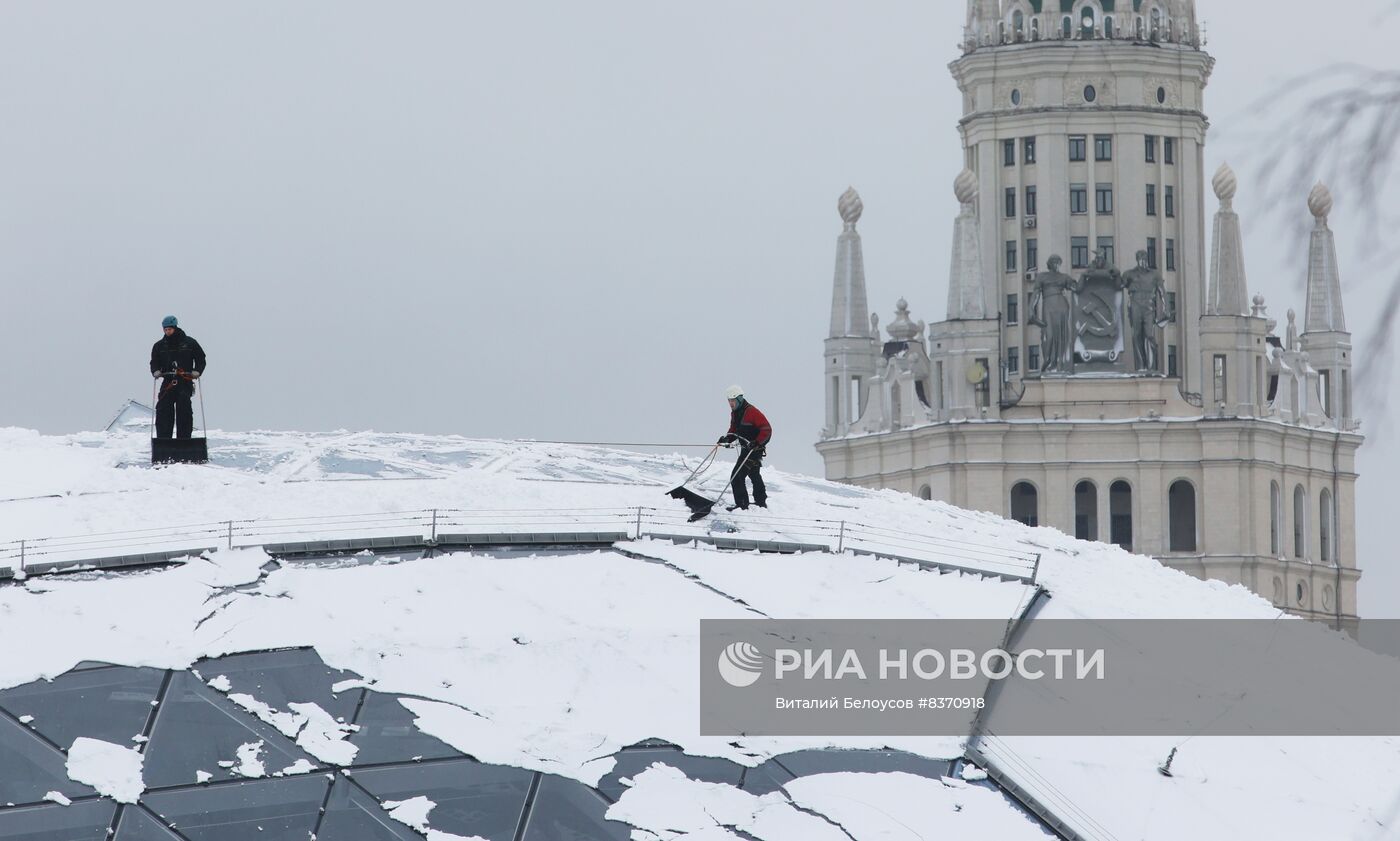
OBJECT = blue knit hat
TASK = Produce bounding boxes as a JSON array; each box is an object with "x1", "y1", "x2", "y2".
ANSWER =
[{"x1": 162, "y1": 315, "x2": 178, "y2": 329}]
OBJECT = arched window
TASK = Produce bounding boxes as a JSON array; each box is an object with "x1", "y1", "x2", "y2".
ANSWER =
[
  {"x1": 1062, "y1": 15, "x2": 1073, "y2": 37},
  {"x1": 1270, "y1": 481, "x2": 1282, "y2": 557},
  {"x1": 1320, "y1": 489, "x2": 1333, "y2": 563},
  {"x1": 1169, "y1": 480, "x2": 1197, "y2": 552},
  {"x1": 1030, "y1": 17, "x2": 1041, "y2": 40},
  {"x1": 1150, "y1": 8, "x2": 1162, "y2": 39},
  {"x1": 1293, "y1": 485, "x2": 1307, "y2": 559},
  {"x1": 1011, "y1": 482, "x2": 1039, "y2": 527},
  {"x1": 919, "y1": 485, "x2": 933, "y2": 501},
  {"x1": 1103, "y1": 15, "x2": 1114, "y2": 37},
  {"x1": 1013, "y1": 10, "x2": 1025, "y2": 39},
  {"x1": 1110, "y1": 480, "x2": 1133, "y2": 551},
  {"x1": 1135, "y1": 15, "x2": 1145, "y2": 38},
  {"x1": 1080, "y1": 8, "x2": 1097, "y2": 39},
  {"x1": 1075, "y1": 481, "x2": 1099, "y2": 541}
]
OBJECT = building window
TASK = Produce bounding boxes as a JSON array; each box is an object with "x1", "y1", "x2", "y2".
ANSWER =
[
  {"x1": 1342, "y1": 369, "x2": 1352, "y2": 418},
  {"x1": 976, "y1": 358, "x2": 990, "y2": 409},
  {"x1": 1168, "y1": 345, "x2": 1178, "y2": 377},
  {"x1": 1110, "y1": 480, "x2": 1133, "y2": 551},
  {"x1": 1095, "y1": 135, "x2": 1113, "y2": 161},
  {"x1": 936, "y1": 361, "x2": 944, "y2": 411},
  {"x1": 1293, "y1": 485, "x2": 1307, "y2": 559},
  {"x1": 1145, "y1": 135, "x2": 1157, "y2": 162},
  {"x1": 1165, "y1": 186, "x2": 1175, "y2": 217},
  {"x1": 1007, "y1": 346, "x2": 1020, "y2": 375},
  {"x1": 1006, "y1": 240, "x2": 1018, "y2": 273},
  {"x1": 1011, "y1": 88, "x2": 1022, "y2": 106},
  {"x1": 1164, "y1": 137, "x2": 1175, "y2": 164},
  {"x1": 1013, "y1": 10, "x2": 1025, "y2": 38},
  {"x1": 1166, "y1": 239, "x2": 1176, "y2": 271},
  {"x1": 1004, "y1": 139, "x2": 1016, "y2": 167},
  {"x1": 1319, "y1": 369, "x2": 1333, "y2": 417},
  {"x1": 1007, "y1": 294, "x2": 1020, "y2": 325},
  {"x1": 1069, "y1": 136, "x2": 1087, "y2": 162},
  {"x1": 1025, "y1": 185, "x2": 1038, "y2": 216},
  {"x1": 1147, "y1": 237, "x2": 1158, "y2": 269},
  {"x1": 920, "y1": 485, "x2": 933, "y2": 501},
  {"x1": 1011, "y1": 482, "x2": 1039, "y2": 527},
  {"x1": 1006, "y1": 187, "x2": 1017, "y2": 218},
  {"x1": 1028, "y1": 345, "x2": 1041, "y2": 371},
  {"x1": 1096, "y1": 236, "x2": 1115, "y2": 266},
  {"x1": 1169, "y1": 480, "x2": 1197, "y2": 552},
  {"x1": 1071, "y1": 237, "x2": 1090, "y2": 269},
  {"x1": 1146, "y1": 184, "x2": 1157, "y2": 215},
  {"x1": 1026, "y1": 238, "x2": 1039, "y2": 272},
  {"x1": 1167, "y1": 292, "x2": 1177, "y2": 322},
  {"x1": 1024, "y1": 137, "x2": 1037, "y2": 164},
  {"x1": 1095, "y1": 184, "x2": 1114, "y2": 214},
  {"x1": 1070, "y1": 184, "x2": 1088, "y2": 214},
  {"x1": 1062, "y1": 15, "x2": 1073, "y2": 38},
  {"x1": 1103, "y1": 14, "x2": 1114, "y2": 37},
  {"x1": 1320, "y1": 488, "x2": 1334, "y2": 563},
  {"x1": 1075, "y1": 480, "x2": 1099, "y2": 542},
  {"x1": 1213, "y1": 355, "x2": 1228, "y2": 405},
  {"x1": 1084, "y1": 84, "x2": 1097, "y2": 102},
  {"x1": 1270, "y1": 481, "x2": 1282, "y2": 557}
]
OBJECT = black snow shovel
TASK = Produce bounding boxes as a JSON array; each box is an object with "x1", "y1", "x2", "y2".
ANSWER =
[
  {"x1": 667, "y1": 444, "x2": 720, "y2": 521},
  {"x1": 150, "y1": 369, "x2": 210, "y2": 465},
  {"x1": 667, "y1": 442, "x2": 753, "y2": 522}
]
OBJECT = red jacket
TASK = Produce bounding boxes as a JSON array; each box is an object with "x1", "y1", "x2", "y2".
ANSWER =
[{"x1": 727, "y1": 402, "x2": 772, "y2": 449}]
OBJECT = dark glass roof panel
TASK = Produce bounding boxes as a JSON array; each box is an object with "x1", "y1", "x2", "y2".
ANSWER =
[
  {"x1": 141, "y1": 673, "x2": 319, "y2": 789},
  {"x1": 597, "y1": 747, "x2": 743, "y2": 802},
  {"x1": 315, "y1": 778, "x2": 421, "y2": 841},
  {"x1": 0, "y1": 667, "x2": 163, "y2": 751},
  {"x1": 350, "y1": 759, "x2": 532, "y2": 841},
  {"x1": 349, "y1": 692, "x2": 462, "y2": 766},
  {"x1": 0, "y1": 716, "x2": 96, "y2": 806},
  {"x1": 193, "y1": 649, "x2": 362, "y2": 724},
  {"x1": 771, "y1": 748, "x2": 954, "y2": 779},
  {"x1": 0, "y1": 801, "x2": 115, "y2": 841},
  {"x1": 141, "y1": 775, "x2": 329, "y2": 841},
  {"x1": 112, "y1": 805, "x2": 186, "y2": 840},
  {"x1": 520, "y1": 775, "x2": 629, "y2": 841}
]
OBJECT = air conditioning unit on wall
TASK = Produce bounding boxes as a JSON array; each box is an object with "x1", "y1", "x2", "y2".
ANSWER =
[{"x1": 1024, "y1": 216, "x2": 1038, "y2": 229}]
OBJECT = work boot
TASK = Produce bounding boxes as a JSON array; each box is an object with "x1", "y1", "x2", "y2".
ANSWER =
[{"x1": 726, "y1": 504, "x2": 748, "y2": 512}]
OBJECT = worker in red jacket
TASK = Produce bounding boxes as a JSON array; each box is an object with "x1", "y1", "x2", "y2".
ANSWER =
[{"x1": 717, "y1": 385, "x2": 772, "y2": 510}]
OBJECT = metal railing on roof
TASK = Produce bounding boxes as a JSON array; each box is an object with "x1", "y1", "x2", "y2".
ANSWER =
[{"x1": 0, "y1": 507, "x2": 1040, "y2": 584}]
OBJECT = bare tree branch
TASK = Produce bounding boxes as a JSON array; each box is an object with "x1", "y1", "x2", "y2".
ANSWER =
[{"x1": 1239, "y1": 62, "x2": 1400, "y2": 420}]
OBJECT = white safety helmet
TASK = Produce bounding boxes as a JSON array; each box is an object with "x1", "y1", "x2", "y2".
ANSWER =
[{"x1": 725, "y1": 385, "x2": 744, "y2": 400}]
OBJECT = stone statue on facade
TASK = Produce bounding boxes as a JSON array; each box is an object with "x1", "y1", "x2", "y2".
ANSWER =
[
  {"x1": 1120, "y1": 249, "x2": 1168, "y2": 373},
  {"x1": 1072, "y1": 248, "x2": 1126, "y2": 367},
  {"x1": 1028, "y1": 255, "x2": 1080, "y2": 373}
]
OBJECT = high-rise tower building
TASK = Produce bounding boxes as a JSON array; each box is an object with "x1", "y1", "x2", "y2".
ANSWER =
[{"x1": 816, "y1": 0, "x2": 1363, "y2": 633}]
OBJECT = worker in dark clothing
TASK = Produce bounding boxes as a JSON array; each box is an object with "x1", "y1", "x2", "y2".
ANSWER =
[
  {"x1": 717, "y1": 385, "x2": 772, "y2": 511},
  {"x1": 149, "y1": 316, "x2": 207, "y2": 439}
]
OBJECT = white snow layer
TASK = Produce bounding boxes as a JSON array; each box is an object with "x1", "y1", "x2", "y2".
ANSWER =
[
  {"x1": 783, "y1": 771, "x2": 1056, "y2": 840},
  {"x1": 65, "y1": 737, "x2": 145, "y2": 804},
  {"x1": 0, "y1": 428, "x2": 1396, "y2": 841}
]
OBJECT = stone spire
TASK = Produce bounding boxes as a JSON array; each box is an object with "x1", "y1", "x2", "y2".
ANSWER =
[
  {"x1": 1207, "y1": 163, "x2": 1250, "y2": 316},
  {"x1": 1304, "y1": 182, "x2": 1347, "y2": 333},
  {"x1": 829, "y1": 187, "x2": 873, "y2": 339},
  {"x1": 946, "y1": 169, "x2": 987, "y2": 320}
]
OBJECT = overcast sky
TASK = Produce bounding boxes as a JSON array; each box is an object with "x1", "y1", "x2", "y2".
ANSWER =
[{"x1": 1, "y1": 1, "x2": 1395, "y2": 614}]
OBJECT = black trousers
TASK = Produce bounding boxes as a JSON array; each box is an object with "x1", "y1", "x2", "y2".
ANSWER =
[
  {"x1": 156, "y1": 381, "x2": 195, "y2": 439},
  {"x1": 730, "y1": 448, "x2": 767, "y2": 508}
]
